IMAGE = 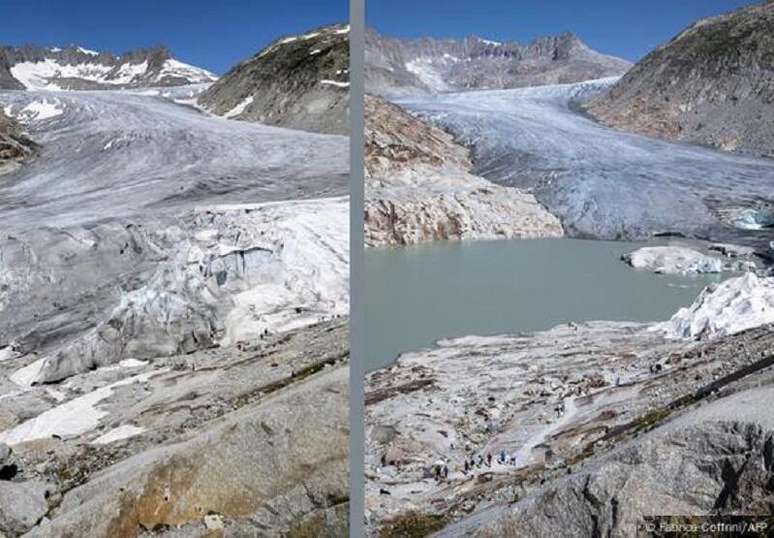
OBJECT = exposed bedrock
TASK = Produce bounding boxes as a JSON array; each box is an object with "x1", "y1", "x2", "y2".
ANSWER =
[
  {"x1": 364, "y1": 95, "x2": 563, "y2": 246},
  {"x1": 365, "y1": 273, "x2": 774, "y2": 535}
]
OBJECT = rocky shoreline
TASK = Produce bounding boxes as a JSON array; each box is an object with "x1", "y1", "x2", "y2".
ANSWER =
[{"x1": 365, "y1": 273, "x2": 774, "y2": 536}]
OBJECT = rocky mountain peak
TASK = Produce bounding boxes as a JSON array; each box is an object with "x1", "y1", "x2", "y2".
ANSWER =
[
  {"x1": 0, "y1": 43, "x2": 215, "y2": 90},
  {"x1": 365, "y1": 28, "x2": 631, "y2": 96},
  {"x1": 197, "y1": 23, "x2": 349, "y2": 134},
  {"x1": 586, "y1": 1, "x2": 774, "y2": 157}
]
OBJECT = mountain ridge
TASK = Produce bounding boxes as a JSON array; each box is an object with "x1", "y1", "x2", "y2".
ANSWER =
[
  {"x1": 586, "y1": 1, "x2": 774, "y2": 157},
  {"x1": 0, "y1": 44, "x2": 216, "y2": 90},
  {"x1": 365, "y1": 28, "x2": 632, "y2": 96},
  {"x1": 197, "y1": 23, "x2": 349, "y2": 135}
]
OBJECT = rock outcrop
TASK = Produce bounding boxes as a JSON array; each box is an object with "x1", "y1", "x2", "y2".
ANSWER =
[
  {"x1": 0, "y1": 109, "x2": 36, "y2": 173},
  {"x1": 198, "y1": 24, "x2": 349, "y2": 134},
  {"x1": 366, "y1": 29, "x2": 631, "y2": 96},
  {"x1": 365, "y1": 275, "x2": 774, "y2": 536},
  {"x1": 471, "y1": 418, "x2": 774, "y2": 538},
  {"x1": 587, "y1": 2, "x2": 774, "y2": 157},
  {"x1": 0, "y1": 45, "x2": 215, "y2": 90},
  {"x1": 364, "y1": 95, "x2": 563, "y2": 245}
]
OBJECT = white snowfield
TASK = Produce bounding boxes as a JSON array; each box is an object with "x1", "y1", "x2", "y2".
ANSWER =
[
  {"x1": 0, "y1": 369, "x2": 167, "y2": 445},
  {"x1": 223, "y1": 95, "x2": 254, "y2": 118},
  {"x1": 4, "y1": 98, "x2": 64, "y2": 123},
  {"x1": 656, "y1": 273, "x2": 774, "y2": 340},
  {"x1": 9, "y1": 56, "x2": 216, "y2": 91}
]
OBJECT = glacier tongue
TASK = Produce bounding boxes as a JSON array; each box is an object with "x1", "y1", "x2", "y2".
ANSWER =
[{"x1": 656, "y1": 272, "x2": 774, "y2": 340}]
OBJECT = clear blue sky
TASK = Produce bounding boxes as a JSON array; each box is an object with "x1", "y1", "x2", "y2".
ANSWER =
[
  {"x1": 0, "y1": 0, "x2": 347, "y2": 74},
  {"x1": 368, "y1": 0, "x2": 758, "y2": 61}
]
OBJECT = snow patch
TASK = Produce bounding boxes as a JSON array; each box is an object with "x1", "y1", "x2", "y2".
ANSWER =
[
  {"x1": 0, "y1": 347, "x2": 17, "y2": 362},
  {"x1": 92, "y1": 424, "x2": 145, "y2": 445},
  {"x1": 477, "y1": 38, "x2": 502, "y2": 46},
  {"x1": 15, "y1": 99, "x2": 64, "y2": 122},
  {"x1": 0, "y1": 369, "x2": 167, "y2": 445},
  {"x1": 10, "y1": 358, "x2": 47, "y2": 387},
  {"x1": 11, "y1": 59, "x2": 112, "y2": 90},
  {"x1": 223, "y1": 95, "x2": 254, "y2": 118},
  {"x1": 119, "y1": 358, "x2": 149, "y2": 368},
  {"x1": 405, "y1": 59, "x2": 450, "y2": 93},
  {"x1": 156, "y1": 58, "x2": 217, "y2": 83},
  {"x1": 320, "y1": 79, "x2": 349, "y2": 88},
  {"x1": 77, "y1": 46, "x2": 99, "y2": 56},
  {"x1": 109, "y1": 60, "x2": 149, "y2": 85}
]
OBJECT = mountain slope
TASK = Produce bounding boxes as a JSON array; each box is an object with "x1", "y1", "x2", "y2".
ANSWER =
[
  {"x1": 587, "y1": 1, "x2": 774, "y2": 157},
  {"x1": 364, "y1": 95, "x2": 563, "y2": 245},
  {"x1": 0, "y1": 45, "x2": 215, "y2": 90},
  {"x1": 366, "y1": 29, "x2": 631, "y2": 96},
  {"x1": 198, "y1": 24, "x2": 349, "y2": 135}
]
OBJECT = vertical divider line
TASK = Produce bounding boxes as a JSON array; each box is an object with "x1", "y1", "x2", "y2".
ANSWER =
[{"x1": 348, "y1": 0, "x2": 366, "y2": 535}]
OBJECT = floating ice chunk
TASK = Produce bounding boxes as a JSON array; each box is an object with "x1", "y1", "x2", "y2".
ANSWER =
[{"x1": 622, "y1": 246, "x2": 725, "y2": 275}]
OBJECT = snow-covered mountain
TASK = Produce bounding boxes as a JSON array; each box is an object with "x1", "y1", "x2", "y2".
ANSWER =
[
  {"x1": 366, "y1": 29, "x2": 632, "y2": 96},
  {"x1": 0, "y1": 44, "x2": 216, "y2": 90},
  {"x1": 198, "y1": 24, "x2": 349, "y2": 134}
]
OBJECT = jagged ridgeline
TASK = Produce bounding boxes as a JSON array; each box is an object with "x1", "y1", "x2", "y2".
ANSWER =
[
  {"x1": 0, "y1": 44, "x2": 216, "y2": 90},
  {"x1": 198, "y1": 23, "x2": 349, "y2": 134},
  {"x1": 587, "y1": 1, "x2": 774, "y2": 157},
  {"x1": 365, "y1": 28, "x2": 631, "y2": 96}
]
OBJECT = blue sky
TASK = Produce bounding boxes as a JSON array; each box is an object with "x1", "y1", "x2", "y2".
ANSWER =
[
  {"x1": 0, "y1": 0, "x2": 348, "y2": 74},
  {"x1": 368, "y1": 0, "x2": 757, "y2": 61}
]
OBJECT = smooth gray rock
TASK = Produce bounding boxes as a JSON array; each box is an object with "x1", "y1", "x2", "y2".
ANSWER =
[{"x1": 0, "y1": 480, "x2": 50, "y2": 536}]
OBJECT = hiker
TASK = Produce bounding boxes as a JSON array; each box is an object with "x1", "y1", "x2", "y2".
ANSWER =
[
  {"x1": 443, "y1": 465, "x2": 449, "y2": 479},
  {"x1": 464, "y1": 460, "x2": 469, "y2": 473},
  {"x1": 380, "y1": 454, "x2": 386, "y2": 467},
  {"x1": 486, "y1": 453, "x2": 492, "y2": 467}
]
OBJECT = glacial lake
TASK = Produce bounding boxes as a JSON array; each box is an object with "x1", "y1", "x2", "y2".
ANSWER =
[{"x1": 365, "y1": 238, "x2": 726, "y2": 371}]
